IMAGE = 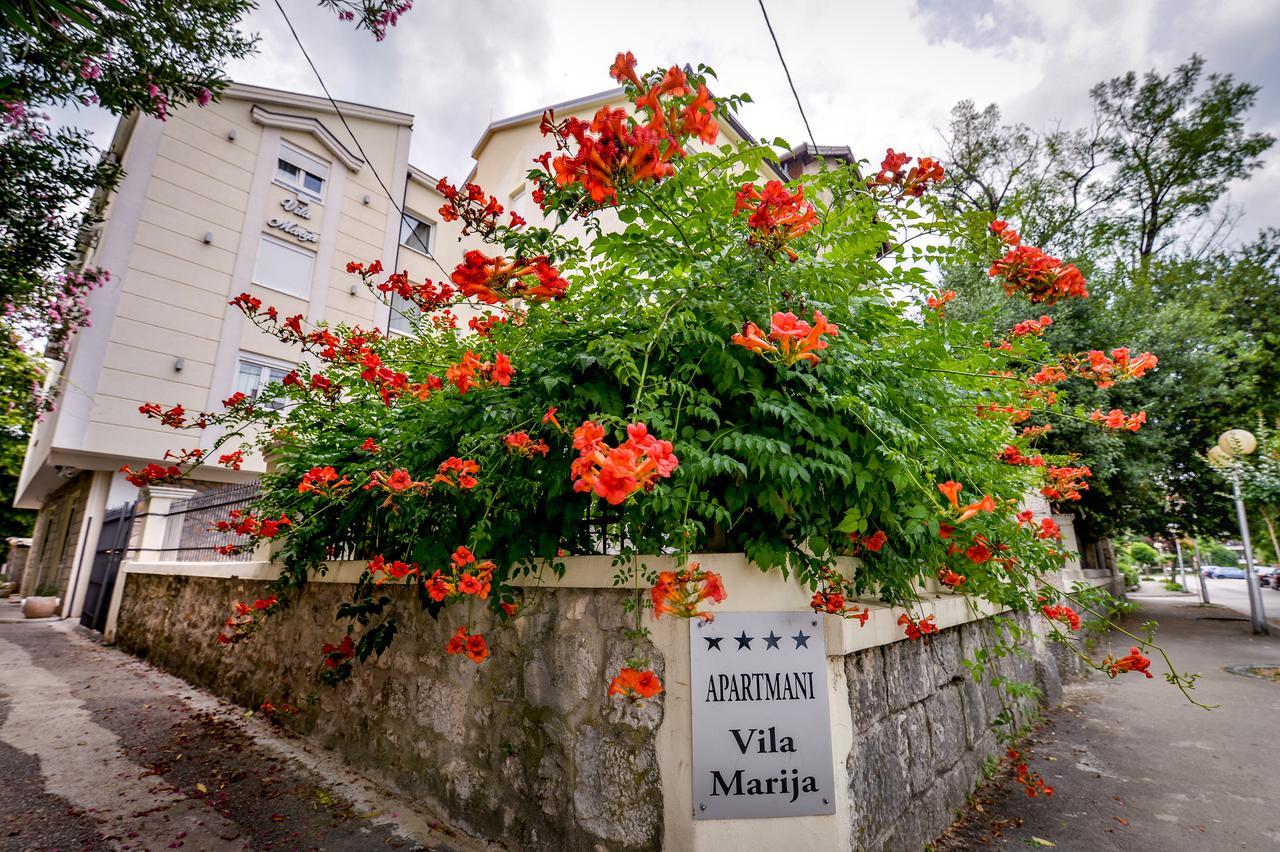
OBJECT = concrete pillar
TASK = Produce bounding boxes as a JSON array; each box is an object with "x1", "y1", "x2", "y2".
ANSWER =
[
  {"x1": 101, "y1": 484, "x2": 195, "y2": 644},
  {"x1": 132, "y1": 485, "x2": 197, "y2": 563}
]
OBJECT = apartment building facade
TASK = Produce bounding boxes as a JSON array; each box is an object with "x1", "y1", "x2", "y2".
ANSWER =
[
  {"x1": 12, "y1": 79, "x2": 818, "y2": 624},
  {"x1": 12, "y1": 83, "x2": 480, "y2": 616}
]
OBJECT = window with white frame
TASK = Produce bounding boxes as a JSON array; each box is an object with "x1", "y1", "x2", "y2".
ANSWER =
[
  {"x1": 399, "y1": 212, "x2": 433, "y2": 255},
  {"x1": 387, "y1": 212, "x2": 434, "y2": 334},
  {"x1": 275, "y1": 143, "x2": 328, "y2": 201},
  {"x1": 388, "y1": 290, "x2": 417, "y2": 334},
  {"x1": 509, "y1": 182, "x2": 540, "y2": 223},
  {"x1": 253, "y1": 235, "x2": 315, "y2": 298},
  {"x1": 235, "y1": 355, "x2": 292, "y2": 409}
]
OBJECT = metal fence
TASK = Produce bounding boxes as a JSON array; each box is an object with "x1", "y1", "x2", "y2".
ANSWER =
[{"x1": 162, "y1": 481, "x2": 262, "y2": 562}]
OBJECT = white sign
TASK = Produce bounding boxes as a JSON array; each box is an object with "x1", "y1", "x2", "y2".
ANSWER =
[
  {"x1": 690, "y1": 611, "x2": 837, "y2": 820},
  {"x1": 267, "y1": 217, "x2": 319, "y2": 243},
  {"x1": 279, "y1": 197, "x2": 313, "y2": 219}
]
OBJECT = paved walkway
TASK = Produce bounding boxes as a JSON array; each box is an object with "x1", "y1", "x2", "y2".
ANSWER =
[
  {"x1": 0, "y1": 606, "x2": 482, "y2": 852},
  {"x1": 938, "y1": 586, "x2": 1280, "y2": 850}
]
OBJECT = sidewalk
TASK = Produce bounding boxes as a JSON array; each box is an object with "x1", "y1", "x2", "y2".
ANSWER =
[
  {"x1": 937, "y1": 591, "x2": 1280, "y2": 850},
  {"x1": 0, "y1": 614, "x2": 487, "y2": 851}
]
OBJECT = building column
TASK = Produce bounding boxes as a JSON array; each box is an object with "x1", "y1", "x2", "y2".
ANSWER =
[
  {"x1": 62, "y1": 469, "x2": 113, "y2": 620},
  {"x1": 101, "y1": 484, "x2": 196, "y2": 644},
  {"x1": 131, "y1": 485, "x2": 198, "y2": 564}
]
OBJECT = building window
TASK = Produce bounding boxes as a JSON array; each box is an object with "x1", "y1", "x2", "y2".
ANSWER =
[
  {"x1": 399, "y1": 212, "x2": 433, "y2": 255},
  {"x1": 253, "y1": 235, "x2": 315, "y2": 298},
  {"x1": 235, "y1": 355, "x2": 292, "y2": 409},
  {"x1": 388, "y1": 291, "x2": 417, "y2": 335},
  {"x1": 508, "y1": 182, "x2": 540, "y2": 224},
  {"x1": 275, "y1": 143, "x2": 328, "y2": 201}
]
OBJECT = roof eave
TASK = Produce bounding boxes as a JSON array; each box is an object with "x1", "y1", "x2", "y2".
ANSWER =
[{"x1": 221, "y1": 82, "x2": 415, "y2": 127}]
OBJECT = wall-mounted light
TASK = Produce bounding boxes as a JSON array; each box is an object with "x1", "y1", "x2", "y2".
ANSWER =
[
  {"x1": 349, "y1": 283, "x2": 358, "y2": 295},
  {"x1": 227, "y1": 128, "x2": 238, "y2": 142},
  {"x1": 362, "y1": 194, "x2": 372, "y2": 205},
  {"x1": 174, "y1": 357, "x2": 185, "y2": 372},
  {"x1": 202, "y1": 231, "x2": 214, "y2": 244}
]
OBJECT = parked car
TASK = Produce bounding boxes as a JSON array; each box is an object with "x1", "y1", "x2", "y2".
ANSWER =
[
  {"x1": 1258, "y1": 567, "x2": 1280, "y2": 588},
  {"x1": 1207, "y1": 566, "x2": 1248, "y2": 579}
]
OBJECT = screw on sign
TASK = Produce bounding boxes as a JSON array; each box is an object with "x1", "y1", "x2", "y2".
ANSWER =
[{"x1": 690, "y1": 611, "x2": 836, "y2": 819}]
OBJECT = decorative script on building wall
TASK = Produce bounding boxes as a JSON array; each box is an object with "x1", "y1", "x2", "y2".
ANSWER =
[
  {"x1": 690, "y1": 611, "x2": 837, "y2": 819},
  {"x1": 268, "y1": 197, "x2": 319, "y2": 243}
]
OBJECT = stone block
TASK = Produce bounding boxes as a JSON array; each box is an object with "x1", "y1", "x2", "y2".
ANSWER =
[
  {"x1": 894, "y1": 784, "x2": 950, "y2": 852},
  {"x1": 415, "y1": 677, "x2": 469, "y2": 742},
  {"x1": 547, "y1": 629, "x2": 604, "y2": 717},
  {"x1": 927, "y1": 627, "x2": 965, "y2": 688},
  {"x1": 882, "y1": 638, "x2": 933, "y2": 712},
  {"x1": 899, "y1": 702, "x2": 934, "y2": 795},
  {"x1": 571, "y1": 724, "x2": 661, "y2": 848},
  {"x1": 844, "y1": 645, "x2": 888, "y2": 734},
  {"x1": 847, "y1": 717, "x2": 910, "y2": 846},
  {"x1": 957, "y1": 673, "x2": 988, "y2": 749},
  {"x1": 1035, "y1": 652, "x2": 1064, "y2": 706},
  {"x1": 923, "y1": 684, "x2": 965, "y2": 772},
  {"x1": 939, "y1": 751, "x2": 981, "y2": 815}
]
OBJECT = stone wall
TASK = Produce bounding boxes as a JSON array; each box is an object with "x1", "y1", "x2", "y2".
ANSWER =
[
  {"x1": 114, "y1": 573, "x2": 666, "y2": 851},
  {"x1": 843, "y1": 616, "x2": 1058, "y2": 850},
  {"x1": 21, "y1": 471, "x2": 91, "y2": 597},
  {"x1": 115, "y1": 571, "x2": 1065, "y2": 851},
  {"x1": 3, "y1": 538, "x2": 32, "y2": 589}
]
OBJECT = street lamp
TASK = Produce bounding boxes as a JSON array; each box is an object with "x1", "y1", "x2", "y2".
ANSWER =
[
  {"x1": 1167, "y1": 524, "x2": 1189, "y2": 593},
  {"x1": 1209, "y1": 429, "x2": 1269, "y2": 635}
]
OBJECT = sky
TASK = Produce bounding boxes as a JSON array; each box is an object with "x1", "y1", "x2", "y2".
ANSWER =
[{"x1": 57, "y1": 0, "x2": 1280, "y2": 242}]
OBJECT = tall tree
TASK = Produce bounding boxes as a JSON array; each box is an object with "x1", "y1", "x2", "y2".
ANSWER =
[
  {"x1": 0, "y1": 325, "x2": 45, "y2": 538},
  {"x1": 1091, "y1": 54, "x2": 1274, "y2": 261},
  {"x1": 939, "y1": 56, "x2": 1277, "y2": 540}
]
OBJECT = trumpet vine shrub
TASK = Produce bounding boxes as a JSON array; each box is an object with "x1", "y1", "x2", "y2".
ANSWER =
[{"x1": 135, "y1": 52, "x2": 1206, "y2": 794}]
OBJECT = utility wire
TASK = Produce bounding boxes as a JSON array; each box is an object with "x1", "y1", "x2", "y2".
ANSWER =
[
  {"x1": 272, "y1": 0, "x2": 451, "y2": 280},
  {"x1": 757, "y1": 0, "x2": 818, "y2": 152}
]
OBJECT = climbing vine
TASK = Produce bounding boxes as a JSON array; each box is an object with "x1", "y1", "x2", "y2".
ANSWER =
[{"x1": 133, "y1": 52, "x2": 1202, "y2": 793}]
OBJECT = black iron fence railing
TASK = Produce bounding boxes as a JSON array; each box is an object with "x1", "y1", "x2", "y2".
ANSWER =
[{"x1": 161, "y1": 481, "x2": 262, "y2": 562}]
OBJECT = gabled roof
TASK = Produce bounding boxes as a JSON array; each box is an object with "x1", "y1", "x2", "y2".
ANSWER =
[
  {"x1": 408, "y1": 163, "x2": 442, "y2": 189},
  {"x1": 223, "y1": 82, "x2": 415, "y2": 127},
  {"x1": 470, "y1": 87, "x2": 623, "y2": 160},
  {"x1": 469, "y1": 84, "x2": 786, "y2": 179},
  {"x1": 250, "y1": 105, "x2": 365, "y2": 171}
]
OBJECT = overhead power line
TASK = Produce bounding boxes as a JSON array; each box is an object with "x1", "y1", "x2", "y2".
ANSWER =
[
  {"x1": 272, "y1": 0, "x2": 451, "y2": 279},
  {"x1": 757, "y1": 0, "x2": 818, "y2": 152}
]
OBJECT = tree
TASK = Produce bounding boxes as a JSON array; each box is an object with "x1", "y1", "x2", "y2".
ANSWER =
[
  {"x1": 0, "y1": 0, "x2": 418, "y2": 522},
  {"x1": 1091, "y1": 55, "x2": 1275, "y2": 261},
  {"x1": 939, "y1": 56, "x2": 1277, "y2": 540},
  {"x1": 0, "y1": 0, "x2": 258, "y2": 333},
  {"x1": 1198, "y1": 539, "x2": 1239, "y2": 568},
  {"x1": 1234, "y1": 422, "x2": 1280, "y2": 564},
  {"x1": 0, "y1": 325, "x2": 44, "y2": 538},
  {"x1": 1128, "y1": 541, "x2": 1159, "y2": 567}
]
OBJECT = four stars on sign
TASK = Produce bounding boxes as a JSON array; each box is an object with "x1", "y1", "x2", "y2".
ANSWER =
[{"x1": 707, "y1": 629, "x2": 810, "y2": 651}]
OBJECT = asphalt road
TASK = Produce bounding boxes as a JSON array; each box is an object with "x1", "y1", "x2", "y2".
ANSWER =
[{"x1": 1170, "y1": 575, "x2": 1280, "y2": 626}]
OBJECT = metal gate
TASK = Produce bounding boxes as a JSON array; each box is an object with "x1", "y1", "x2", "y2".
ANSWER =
[{"x1": 79, "y1": 501, "x2": 137, "y2": 631}]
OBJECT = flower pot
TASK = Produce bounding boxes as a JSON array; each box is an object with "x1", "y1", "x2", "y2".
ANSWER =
[{"x1": 22, "y1": 596, "x2": 59, "y2": 618}]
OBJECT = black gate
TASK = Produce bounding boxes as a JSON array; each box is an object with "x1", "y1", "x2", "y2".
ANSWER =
[{"x1": 80, "y1": 501, "x2": 137, "y2": 631}]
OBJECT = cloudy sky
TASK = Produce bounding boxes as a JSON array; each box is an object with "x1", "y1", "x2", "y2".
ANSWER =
[{"x1": 61, "y1": 0, "x2": 1280, "y2": 241}]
